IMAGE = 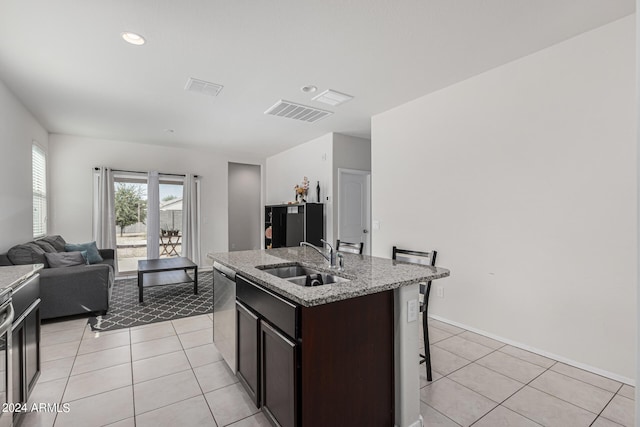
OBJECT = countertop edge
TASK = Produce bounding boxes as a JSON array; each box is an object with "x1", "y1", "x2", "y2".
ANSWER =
[
  {"x1": 0, "y1": 264, "x2": 44, "y2": 290},
  {"x1": 209, "y1": 251, "x2": 450, "y2": 307}
]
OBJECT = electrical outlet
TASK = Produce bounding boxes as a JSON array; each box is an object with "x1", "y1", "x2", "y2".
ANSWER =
[
  {"x1": 436, "y1": 286, "x2": 444, "y2": 298},
  {"x1": 407, "y1": 299, "x2": 418, "y2": 322}
]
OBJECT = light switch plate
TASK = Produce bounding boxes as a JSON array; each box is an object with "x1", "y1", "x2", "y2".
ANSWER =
[{"x1": 407, "y1": 299, "x2": 418, "y2": 322}]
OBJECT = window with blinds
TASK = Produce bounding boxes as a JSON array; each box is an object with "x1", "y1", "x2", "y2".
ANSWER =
[{"x1": 32, "y1": 143, "x2": 47, "y2": 237}]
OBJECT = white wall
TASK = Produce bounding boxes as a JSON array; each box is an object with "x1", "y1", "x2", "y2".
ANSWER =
[
  {"x1": 332, "y1": 134, "x2": 371, "y2": 243},
  {"x1": 228, "y1": 162, "x2": 262, "y2": 251},
  {"x1": 265, "y1": 133, "x2": 372, "y2": 247},
  {"x1": 266, "y1": 133, "x2": 333, "y2": 242},
  {"x1": 48, "y1": 134, "x2": 264, "y2": 266},
  {"x1": 0, "y1": 79, "x2": 49, "y2": 252},
  {"x1": 372, "y1": 16, "x2": 636, "y2": 380}
]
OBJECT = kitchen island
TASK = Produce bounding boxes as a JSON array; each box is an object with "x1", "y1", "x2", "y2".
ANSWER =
[
  {"x1": 0, "y1": 264, "x2": 42, "y2": 291},
  {"x1": 208, "y1": 247, "x2": 449, "y2": 427},
  {"x1": 0, "y1": 264, "x2": 43, "y2": 427}
]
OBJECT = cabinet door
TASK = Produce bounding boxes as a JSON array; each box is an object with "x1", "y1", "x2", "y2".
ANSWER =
[
  {"x1": 24, "y1": 304, "x2": 40, "y2": 395},
  {"x1": 236, "y1": 301, "x2": 260, "y2": 406},
  {"x1": 261, "y1": 320, "x2": 297, "y2": 427},
  {"x1": 11, "y1": 324, "x2": 24, "y2": 405},
  {"x1": 285, "y1": 213, "x2": 304, "y2": 247}
]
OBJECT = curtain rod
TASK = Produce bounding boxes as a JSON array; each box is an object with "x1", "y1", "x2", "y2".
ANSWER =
[{"x1": 94, "y1": 167, "x2": 199, "y2": 178}]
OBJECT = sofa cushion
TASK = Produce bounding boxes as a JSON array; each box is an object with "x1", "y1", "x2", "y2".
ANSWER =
[
  {"x1": 33, "y1": 240, "x2": 57, "y2": 253},
  {"x1": 40, "y1": 235, "x2": 66, "y2": 252},
  {"x1": 7, "y1": 243, "x2": 47, "y2": 266},
  {"x1": 65, "y1": 241, "x2": 103, "y2": 264},
  {"x1": 44, "y1": 251, "x2": 87, "y2": 268}
]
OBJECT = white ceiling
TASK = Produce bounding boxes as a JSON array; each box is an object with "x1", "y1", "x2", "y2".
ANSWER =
[{"x1": 0, "y1": 0, "x2": 634, "y2": 157}]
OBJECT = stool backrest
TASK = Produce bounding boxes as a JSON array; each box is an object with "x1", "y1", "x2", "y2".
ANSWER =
[
  {"x1": 392, "y1": 247, "x2": 437, "y2": 267},
  {"x1": 336, "y1": 239, "x2": 364, "y2": 255}
]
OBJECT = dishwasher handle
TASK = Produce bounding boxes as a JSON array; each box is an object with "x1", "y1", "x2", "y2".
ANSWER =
[
  {"x1": 213, "y1": 261, "x2": 236, "y2": 281},
  {"x1": 0, "y1": 302, "x2": 14, "y2": 336}
]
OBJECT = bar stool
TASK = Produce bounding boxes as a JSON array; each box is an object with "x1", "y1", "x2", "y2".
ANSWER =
[
  {"x1": 392, "y1": 246, "x2": 438, "y2": 381},
  {"x1": 335, "y1": 239, "x2": 364, "y2": 254}
]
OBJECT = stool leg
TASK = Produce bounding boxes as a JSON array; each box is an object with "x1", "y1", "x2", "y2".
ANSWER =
[
  {"x1": 423, "y1": 310, "x2": 432, "y2": 381},
  {"x1": 423, "y1": 282, "x2": 432, "y2": 381}
]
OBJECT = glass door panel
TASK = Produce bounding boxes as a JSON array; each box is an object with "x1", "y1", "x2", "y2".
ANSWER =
[
  {"x1": 159, "y1": 182, "x2": 184, "y2": 258},
  {"x1": 114, "y1": 179, "x2": 148, "y2": 273}
]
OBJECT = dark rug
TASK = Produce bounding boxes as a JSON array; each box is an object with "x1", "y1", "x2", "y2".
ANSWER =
[{"x1": 89, "y1": 270, "x2": 213, "y2": 331}]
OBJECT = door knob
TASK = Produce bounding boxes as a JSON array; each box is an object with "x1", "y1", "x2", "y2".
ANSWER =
[{"x1": 363, "y1": 229, "x2": 368, "y2": 233}]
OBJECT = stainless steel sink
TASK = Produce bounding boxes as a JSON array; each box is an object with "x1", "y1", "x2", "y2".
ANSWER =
[
  {"x1": 259, "y1": 264, "x2": 319, "y2": 279},
  {"x1": 287, "y1": 274, "x2": 350, "y2": 286},
  {"x1": 258, "y1": 263, "x2": 350, "y2": 287}
]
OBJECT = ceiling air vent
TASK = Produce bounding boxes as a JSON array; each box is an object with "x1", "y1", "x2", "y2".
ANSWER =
[
  {"x1": 264, "y1": 100, "x2": 332, "y2": 123},
  {"x1": 185, "y1": 78, "x2": 223, "y2": 97}
]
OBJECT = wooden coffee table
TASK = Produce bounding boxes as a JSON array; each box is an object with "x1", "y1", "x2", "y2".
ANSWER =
[{"x1": 137, "y1": 257, "x2": 198, "y2": 303}]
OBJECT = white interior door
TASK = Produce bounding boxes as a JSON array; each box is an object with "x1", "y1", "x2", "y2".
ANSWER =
[{"x1": 338, "y1": 169, "x2": 371, "y2": 255}]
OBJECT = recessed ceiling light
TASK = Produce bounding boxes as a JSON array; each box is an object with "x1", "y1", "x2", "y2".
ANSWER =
[
  {"x1": 301, "y1": 85, "x2": 317, "y2": 93},
  {"x1": 121, "y1": 32, "x2": 146, "y2": 46}
]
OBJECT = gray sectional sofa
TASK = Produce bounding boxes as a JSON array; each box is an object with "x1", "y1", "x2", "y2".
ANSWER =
[{"x1": 0, "y1": 235, "x2": 114, "y2": 319}]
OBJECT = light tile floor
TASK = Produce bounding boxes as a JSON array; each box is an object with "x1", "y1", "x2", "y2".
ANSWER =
[
  {"x1": 25, "y1": 315, "x2": 636, "y2": 427},
  {"x1": 421, "y1": 318, "x2": 636, "y2": 427},
  {"x1": 27, "y1": 313, "x2": 272, "y2": 427}
]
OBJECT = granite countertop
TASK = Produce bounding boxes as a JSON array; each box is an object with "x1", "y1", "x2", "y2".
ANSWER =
[
  {"x1": 208, "y1": 247, "x2": 450, "y2": 307},
  {"x1": 0, "y1": 264, "x2": 43, "y2": 291}
]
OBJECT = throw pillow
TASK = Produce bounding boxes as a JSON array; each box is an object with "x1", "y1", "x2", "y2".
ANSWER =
[
  {"x1": 65, "y1": 241, "x2": 103, "y2": 264},
  {"x1": 33, "y1": 240, "x2": 57, "y2": 253},
  {"x1": 7, "y1": 243, "x2": 47, "y2": 266},
  {"x1": 44, "y1": 251, "x2": 86, "y2": 268},
  {"x1": 40, "y1": 235, "x2": 67, "y2": 252}
]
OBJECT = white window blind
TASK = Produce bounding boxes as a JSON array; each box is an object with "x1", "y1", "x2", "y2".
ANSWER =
[{"x1": 32, "y1": 144, "x2": 47, "y2": 237}]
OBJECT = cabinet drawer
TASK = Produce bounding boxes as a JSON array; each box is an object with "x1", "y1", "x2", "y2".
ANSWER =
[
  {"x1": 12, "y1": 275, "x2": 39, "y2": 319},
  {"x1": 236, "y1": 275, "x2": 298, "y2": 339}
]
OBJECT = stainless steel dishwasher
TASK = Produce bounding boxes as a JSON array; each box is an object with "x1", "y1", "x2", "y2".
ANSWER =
[{"x1": 213, "y1": 261, "x2": 236, "y2": 373}]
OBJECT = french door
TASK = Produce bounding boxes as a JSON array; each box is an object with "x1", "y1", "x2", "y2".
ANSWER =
[{"x1": 113, "y1": 173, "x2": 184, "y2": 274}]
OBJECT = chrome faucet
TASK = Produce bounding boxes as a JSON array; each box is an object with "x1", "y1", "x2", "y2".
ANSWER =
[{"x1": 300, "y1": 239, "x2": 338, "y2": 269}]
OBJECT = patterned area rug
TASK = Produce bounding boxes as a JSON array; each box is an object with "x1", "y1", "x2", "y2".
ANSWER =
[{"x1": 89, "y1": 270, "x2": 213, "y2": 331}]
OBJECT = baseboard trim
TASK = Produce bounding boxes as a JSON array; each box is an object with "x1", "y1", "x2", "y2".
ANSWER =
[{"x1": 429, "y1": 314, "x2": 635, "y2": 386}]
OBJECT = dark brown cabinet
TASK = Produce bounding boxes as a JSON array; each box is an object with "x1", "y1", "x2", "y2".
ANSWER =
[
  {"x1": 235, "y1": 274, "x2": 394, "y2": 427},
  {"x1": 12, "y1": 301, "x2": 40, "y2": 406},
  {"x1": 236, "y1": 301, "x2": 260, "y2": 406},
  {"x1": 261, "y1": 320, "x2": 297, "y2": 427},
  {"x1": 11, "y1": 273, "x2": 41, "y2": 426}
]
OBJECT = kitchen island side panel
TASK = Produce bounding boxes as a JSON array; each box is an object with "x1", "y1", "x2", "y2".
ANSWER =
[{"x1": 300, "y1": 290, "x2": 394, "y2": 426}]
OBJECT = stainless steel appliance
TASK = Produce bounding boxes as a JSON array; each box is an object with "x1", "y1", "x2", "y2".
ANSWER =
[
  {"x1": 213, "y1": 262, "x2": 236, "y2": 373},
  {"x1": 0, "y1": 288, "x2": 14, "y2": 427}
]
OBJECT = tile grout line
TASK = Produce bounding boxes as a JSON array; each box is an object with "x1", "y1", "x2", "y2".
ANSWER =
[
  {"x1": 512, "y1": 361, "x2": 615, "y2": 424},
  {"x1": 467, "y1": 359, "x2": 554, "y2": 427},
  {"x1": 129, "y1": 327, "x2": 137, "y2": 427},
  {"x1": 173, "y1": 317, "x2": 219, "y2": 426},
  {"x1": 419, "y1": 344, "x2": 498, "y2": 425},
  {"x1": 52, "y1": 321, "x2": 90, "y2": 426},
  {"x1": 422, "y1": 325, "x2": 636, "y2": 426},
  {"x1": 587, "y1": 383, "x2": 625, "y2": 427},
  {"x1": 539, "y1": 365, "x2": 624, "y2": 396},
  {"x1": 424, "y1": 335, "x2": 555, "y2": 427}
]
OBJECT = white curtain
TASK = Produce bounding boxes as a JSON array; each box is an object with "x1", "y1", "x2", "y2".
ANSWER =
[
  {"x1": 182, "y1": 174, "x2": 201, "y2": 264},
  {"x1": 147, "y1": 171, "x2": 160, "y2": 259},
  {"x1": 93, "y1": 167, "x2": 118, "y2": 272}
]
